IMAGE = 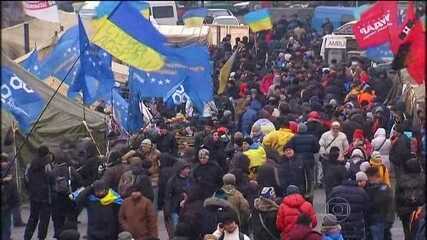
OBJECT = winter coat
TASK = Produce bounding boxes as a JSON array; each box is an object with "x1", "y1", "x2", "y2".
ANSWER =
[
  {"x1": 204, "y1": 137, "x2": 228, "y2": 170},
  {"x1": 192, "y1": 161, "x2": 223, "y2": 195},
  {"x1": 395, "y1": 172, "x2": 425, "y2": 217},
  {"x1": 287, "y1": 224, "x2": 322, "y2": 240},
  {"x1": 260, "y1": 73, "x2": 274, "y2": 95},
  {"x1": 365, "y1": 182, "x2": 394, "y2": 224},
  {"x1": 328, "y1": 180, "x2": 369, "y2": 240},
  {"x1": 119, "y1": 194, "x2": 158, "y2": 240},
  {"x1": 75, "y1": 187, "x2": 122, "y2": 240},
  {"x1": 342, "y1": 114, "x2": 366, "y2": 143},
  {"x1": 101, "y1": 163, "x2": 130, "y2": 192},
  {"x1": 256, "y1": 163, "x2": 282, "y2": 198},
  {"x1": 118, "y1": 167, "x2": 154, "y2": 201},
  {"x1": 221, "y1": 184, "x2": 250, "y2": 227},
  {"x1": 389, "y1": 134, "x2": 412, "y2": 179},
  {"x1": 286, "y1": 132, "x2": 320, "y2": 169},
  {"x1": 240, "y1": 107, "x2": 258, "y2": 136},
  {"x1": 371, "y1": 128, "x2": 392, "y2": 171},
  {"x1": 122, "y1": 148, "x2": 161, "y2": 187},
  {"x1": 306, "y1": 120, "x2": 326, "y2": 142},
  {"x1": 263, "y1": 128, "x2": 295, "y2": 156},
  {"x1": 323, "y1": 160, "x2": 346, "y2": 198},
  {"x1": 157, "y1": 165, "x2": 176, "y2": 210},
  {"x1": 179, "y1": 199, "x2": 205, "y2": 239},
  {"x1": 369, "y1": 157, "x2": 391, "y2": 187},
  {"x1": 319, "y1": 131, "x2": 349, "y2": 161},
  {"x1": 164, "y1": 174, "x2": 191, "y2": 215},
  {"x1": 26, "y1": 155, "x2": 52, "y2": 203},
  {"x1": 155, "y1": 132, "x2": 178, "y2": 156},
  {"x1": 1, "y1": 175, "x2": 19, "y2": 211},
  {"x1": 213, "y1": 226, "x2": 251, "y2": 240},
  {"x1": 276, "y1": 193, "x2": 317, "y2": 239},
  {"x1": 345, "y1": 155, "x2": 366, "y2": 181},
  {"x1": 322, "y1": 232, "x2": 344, "y2": 240},
  {"x1": 252, "y1": 197, "x2": 280, "y2": 240},
  {"x1": 277, "y1": 156, "x2": 308, "y2": 196}
]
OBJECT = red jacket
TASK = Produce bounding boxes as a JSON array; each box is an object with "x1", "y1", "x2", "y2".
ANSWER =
[
  {"x1": 276, "y1": 194, "x2": 317, "y2": 240},
  {"x1": 260, "y1": 73, "x2": 274, "y2": 95},
  {"x1": 287, "y1": 224, "x2": 322, "y2": 240}
]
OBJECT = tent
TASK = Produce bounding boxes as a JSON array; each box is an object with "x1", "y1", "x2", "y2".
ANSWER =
[{"x1": 1, "y1": 52, "x2": 107, "y2": 165}]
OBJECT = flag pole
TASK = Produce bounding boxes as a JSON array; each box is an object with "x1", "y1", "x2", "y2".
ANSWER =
[
  {"x1": 11, "y1": 121, "x2": 21, "y2": 194},
  {"x1": 2, "y1": 3, "x2": 124, "y2": 178}
]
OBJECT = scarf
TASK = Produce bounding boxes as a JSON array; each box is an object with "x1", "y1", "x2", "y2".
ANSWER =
[{"x1": 88, "y1": 189, "x2": 123, "y2": 206}]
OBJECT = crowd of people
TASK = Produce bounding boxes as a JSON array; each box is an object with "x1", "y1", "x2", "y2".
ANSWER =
[{"x1": 1, "y1": 12, "x2": 426, "y2": 240}]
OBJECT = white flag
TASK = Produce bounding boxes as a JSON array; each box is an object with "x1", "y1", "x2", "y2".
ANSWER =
[{"x1": 22, "y1": 1, "x2": 59, "y2": 23}]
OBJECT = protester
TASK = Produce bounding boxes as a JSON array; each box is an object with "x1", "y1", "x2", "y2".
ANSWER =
[
  {"x1": 251, "y1": 187, "x2": 280, "y2": 240},
  {"x1": 365, "y1": 166, "x2": 394, "y2": 240},
  {"x1": 262, "y1": 116, "x2": 295, "y2": 156},
  {"x1": 322, "y1": 147, "x2": 346, "y2": 197},
  {"x1": 119, "y1": 186, "x2": 158, "y2": 239},
  {"x1": 192, "y1": 148, "x2": 224, "y2": 195},
  {"x1": 74, "y1": 180, "x2": 123, "y2": 240},
  {"x1": 276, "y1": 185, "x2": 317, "y2": 240},
  {"x1": 287, "y1": 214, "x2": 322, "y2": 240},
  {"x1": 212, "y1": 210, "x2": 250, "y2": 240},
  {"x1": 320, "y1": 214, "x2": 344, "y2": 240},
  {"x1": 1, "y1": 154, "x2": 19, "y2": 240},
  {"x1": 319, "y1": 121, "x2": 349, "y2": 163},
  {"x1": 24, "y1": 146, "x2": 54, "y2": 240}
]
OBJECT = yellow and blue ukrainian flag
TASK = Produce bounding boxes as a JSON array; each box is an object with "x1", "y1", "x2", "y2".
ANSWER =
[
  {"x1": 182, "y1": 8, "x2": 208, "y2": 27},
  {"x1": 91, "y1": 2, "x2": 166, "y2": 71},
  {"x1": 243, "y1": 9, "x2": 272, "y2": 32}
]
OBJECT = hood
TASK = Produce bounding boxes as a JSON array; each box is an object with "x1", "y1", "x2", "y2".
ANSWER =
[
  {"x1": 282, "y1": 194, "x2": 306, "y2": 208},
  {"x1": 374, "y1": 128, "x2": 386, "y2": 138},
  {"x1": 254, "y1": 197, "x2": 279, "y2": 212},
  {"x1": 350, "y1": 113, "x2": 364, "y2": 124},
  {"x1": 203, "y1": 196, "x2": 233, "y2": 210},
  {"x1": 222, "y1": 185, "x2": 237, "y2": 195},
  {"x1": 287, "y1": 224, "x2": 316, "y2": 240}
]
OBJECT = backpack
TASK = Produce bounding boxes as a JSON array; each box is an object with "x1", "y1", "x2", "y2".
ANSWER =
[
  {"x1": 118, "y1": 170, "x2": 142, "y2": 198},
  {"x1": 52, "y1": 164, "x2": 72, "y2": 194}
]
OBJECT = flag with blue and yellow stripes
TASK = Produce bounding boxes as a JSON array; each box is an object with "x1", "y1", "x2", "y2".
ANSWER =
[
  {"x1": 243, "y1": 9, "x2": 272, "y2": 32},
  {"x1": 183, "y1": 8, "x2": 208, "y2": 27}
]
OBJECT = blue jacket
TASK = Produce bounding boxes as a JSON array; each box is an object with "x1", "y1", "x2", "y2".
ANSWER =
[
  {"x1": 240, "y1": 108, "x2": 258, "y2": 136},
  {"x1": 286, "y1": 133, "x2": 320, "y2": 169}
]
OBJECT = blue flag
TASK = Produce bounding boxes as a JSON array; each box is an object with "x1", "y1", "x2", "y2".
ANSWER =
[
  {"x1": 20, "y1": 49, "x2": 42, "y2": 78},
  {"x1": 1, "y1": 67, "x2": 45, "y2": 133},
  {"x1": 112, "y1": 88, "x2": 129, "y2": 133},
  {"x1": 127, "y1": 79, "x2": 144, "y2": 134},
  {"x1": 67, "y1": 15, "x2": 115, "y2": 105},
  {"x1": 366, "y1": 42, "x2": 394, "y2": 63}
]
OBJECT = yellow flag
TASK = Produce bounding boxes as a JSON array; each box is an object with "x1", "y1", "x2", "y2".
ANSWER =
[{"x1": 217, "y1": 49, "x2": 238, "y2": 94}]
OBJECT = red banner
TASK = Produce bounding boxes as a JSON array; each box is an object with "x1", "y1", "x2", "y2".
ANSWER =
[{"x1": 352, "y1": 1, "x2": 398, "y2": 49}]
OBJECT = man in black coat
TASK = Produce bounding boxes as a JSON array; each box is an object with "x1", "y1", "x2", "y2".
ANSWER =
[
  {"x1": 74, "y1": 180, "x2": 122, "y2": 240},
  {"x1": 277, "y1": 146, "x2": 308, "y2": 198},
  {"x1": 286, "y1": 123, "x2": 320, "y2": 200},
  {"x1": 1, "y1": 154, "x2": 20, "y2": 240},
  {"x1": 342, "y1": 112, "x2": 367, "y2": 143},
  {"x1": 192, "y1": 148, "x2": 224, "y2": 195},
  {"x1": 323, "y1": 147, "x2": 346, "y2": 198},
  {"x1": 24, "y1": 146, "x2": 54, "y2": 240},
  {"x1": 155, "y1": 123, "x2": 178, "y2": 157},
  {"x1": 328, "y1": 179, "x2": 370, "y2": 240},
  {"x1": 389, "y1": 125, "x2": 412, "y2": 180},
  {"x1": 251, "y1": 187, "x2": 280, "y2": 240}
]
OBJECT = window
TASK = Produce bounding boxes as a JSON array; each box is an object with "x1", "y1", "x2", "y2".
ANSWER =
[{"x1": 152, "y1": 6, "x2": 174, "y2": 19}]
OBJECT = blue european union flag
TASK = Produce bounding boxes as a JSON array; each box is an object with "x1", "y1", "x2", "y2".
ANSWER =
[
  {"x1": 38, "y1": 16, "x2": 114, "y2": 105},
  {"x1": 127, "y1": 78, "x2": 144, "y2": 134},
  {"x1": 67, "y1": 15, "x2": 114, "y2": 105},
  {"x1": 112, "y1": 88, "x2": 129, "y2": 133},
  {"x1": 1, "y1": 67, "x2": 45, "y2": 133},
  {"x1": 20, "y1": 49, "x2": 42, "y2": 78},
  {"x1": 366, "y1": 42, "x2": 394, "y2": 63}
]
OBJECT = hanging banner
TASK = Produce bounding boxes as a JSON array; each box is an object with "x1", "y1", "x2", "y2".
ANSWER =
[{"x1": 22, "y1": 1, "x2": 60, "y2": 23}]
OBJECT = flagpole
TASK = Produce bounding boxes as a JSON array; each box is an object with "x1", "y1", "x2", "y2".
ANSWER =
[
  {"x1": 2, "y1": 2, "x2": 124, "y2": 178},
  {"x1": 11, "y1": 121, "x2": 21, "y2": 194}
]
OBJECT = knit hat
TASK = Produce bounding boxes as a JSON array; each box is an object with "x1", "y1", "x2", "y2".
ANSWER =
[
  {"x1": 141, "y1": 138, "x2": 152, "y2": 146},
  {"x1": 222, "y1": 173, "x2": 236, "y2": 185},
  {"x1": 321, "y1": 214, "x2": 341, "y2": 232},
  {"x1": 307, "y1": 111, "x2": 320, "y2": 121},
  {"x1": 370, "y1": 151, "x2": 382, "y2": 165},
  {"x1": 118, "y1": 231, "x2": 134, "y2": 240},
  {"x1": 356, "y1": 171, "x2": 368, "y2": 182},
  {"x1": 298, "y1": 123, "x2": 308, "y2": 133},
  {"x1": 92, "y1": 180, "x2": 108, "y2": 192},
  {"x1": 351, "y1": 149, "x2": 364, "y2": 159},
  {"x1": 260, "y1": 187, "x2": 276, "y2": 199},
  {"x1": 359, "y1": 161, "x2": 371, "y2": 172},
  {"x1": 353, "y1": 129, "x2": 364, "y2": 140},
  {"x1": 286, "y1": 185, "x2": 300, "y2": 195}
]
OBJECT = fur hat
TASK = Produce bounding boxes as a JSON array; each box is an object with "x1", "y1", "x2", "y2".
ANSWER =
[{"x1": 356, "y1": 171, "x2": 368, "y2": 182}]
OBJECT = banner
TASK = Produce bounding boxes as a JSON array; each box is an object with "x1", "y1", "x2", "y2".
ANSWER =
[
  {"x1": 22, "y1": 1, "x2": 60, "y2": 23},
  {"x1": 352, "y1": 1, "x2": 398, "y2": 49}
]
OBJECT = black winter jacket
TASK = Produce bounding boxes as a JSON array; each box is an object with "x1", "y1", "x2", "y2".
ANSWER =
[
  {"x1": 395, "y1": 172, "x2": 425, "y2": 216},
  {"x1": 365, "y1": 182, "x2": 394, "y2": 224},
  {"x1": 328, "y1": 180, "x2": 369, "y2": 240},
  {"x1": 192, "y1": 162, "x2": 223, "y2": 195},
  {"x1": 323, "y1": 160, "x2": 346, "y2": 198},
  {"x1": 165, "y1": 174, "x2": 192, "y2": 214},
  {"x1": 252, "y1": 197, "x2": 280, "y2": 240},
  {"x1": 286, "y1": 132, "x2": 320, "y2": 169},
  {"x1": 75, "y1": 186, "x2": 121, "y2": 240},
  {"x1": 155, "y1": 132, "x2": 178, "y2": 156},
  {"x1": 27, "y1": 155, "x2": 52, "y2": 203},
  {"x1": 277, "y1": 157, "x2": 308, "y2": 196}
]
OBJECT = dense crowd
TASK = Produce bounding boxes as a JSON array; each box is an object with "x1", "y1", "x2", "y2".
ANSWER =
[{"x1": 1, "y1": 13, "x2": 426, "y2": 240}]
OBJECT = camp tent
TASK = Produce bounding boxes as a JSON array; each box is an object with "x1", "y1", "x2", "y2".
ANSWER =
[{"x1": 1, "y1": 52, "x2": 107, "y2": 165}]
